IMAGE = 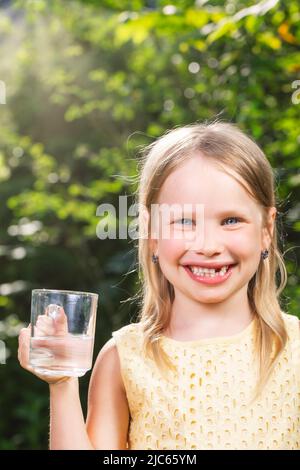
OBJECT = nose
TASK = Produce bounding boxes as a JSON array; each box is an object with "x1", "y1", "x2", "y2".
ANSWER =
[{"x1": 184, "y1": 221, "x2": 224, "y2": 255}]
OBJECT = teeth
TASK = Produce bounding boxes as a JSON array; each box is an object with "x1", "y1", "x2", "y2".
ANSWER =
[{"x1": 189, "y1": 265, "x2": 229, "y2": 277}]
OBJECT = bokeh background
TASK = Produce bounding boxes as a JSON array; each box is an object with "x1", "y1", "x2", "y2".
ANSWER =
[{"x1": 0, "y1": 0, "x2": 299, "y2": 449}]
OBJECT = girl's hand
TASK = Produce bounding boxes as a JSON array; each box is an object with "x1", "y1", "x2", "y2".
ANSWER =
[
  {"x1": 36, "y1": 304, "x2": 69, "y2": 337},
  {"x1": 18, "y1": 307, "x2": 72, "y2": 385}
]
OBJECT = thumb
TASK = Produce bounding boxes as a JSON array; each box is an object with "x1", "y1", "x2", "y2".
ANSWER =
[
  {"x1": 46, "y1": 305, "x2": 68, "y2": 335},
  {"x1": 54, "y1": 307, "x2": 68, "y2": 335}
]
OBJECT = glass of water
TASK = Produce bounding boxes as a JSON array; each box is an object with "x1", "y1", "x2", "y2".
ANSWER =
[{"x1": 29, "y1": 289, "x2": 98, "y2": 377}]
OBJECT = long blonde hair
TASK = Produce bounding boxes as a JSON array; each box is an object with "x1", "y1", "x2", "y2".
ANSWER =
[{"x1": 135, "y1": 121, "x2": 288, "y2": 400}]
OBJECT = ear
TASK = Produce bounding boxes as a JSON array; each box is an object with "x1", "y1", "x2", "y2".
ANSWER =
[
  {"x1": 149, "y1": 238, "x2": 158, "y2": 256},
  {"x1": 261, "y1": 206, "x2": 277, "y2": 249}
]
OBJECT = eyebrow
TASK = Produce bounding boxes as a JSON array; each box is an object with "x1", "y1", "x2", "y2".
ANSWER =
[
  {"x1": 169, "y1": 208, "x2": 249, "y2": 217},
  {"x1": 214, "y1": 209, "x2": 249, "y2": 217}
]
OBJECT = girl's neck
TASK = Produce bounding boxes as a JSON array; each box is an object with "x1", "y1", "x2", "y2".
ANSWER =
[{"x1": 165, "y1": 290, "x2": 255, "y2": 341}]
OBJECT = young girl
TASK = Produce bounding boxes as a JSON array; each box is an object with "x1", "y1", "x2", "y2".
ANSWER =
[{"x1": 18, "y1": 121, "x2": 300, "y2": 450}]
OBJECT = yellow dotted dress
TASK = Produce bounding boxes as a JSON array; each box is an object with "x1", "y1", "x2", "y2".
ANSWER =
[{"x1": 112, "y1": 313, "x2": 300, "y2": 450}]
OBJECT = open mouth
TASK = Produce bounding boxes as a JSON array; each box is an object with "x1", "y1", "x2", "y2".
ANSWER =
[{"x1": 186, "y1": 264, "x2": 237, "y2": 278}]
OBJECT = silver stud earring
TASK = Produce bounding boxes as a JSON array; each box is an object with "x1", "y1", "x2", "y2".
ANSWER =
[
  {"x1": 152, "y1": 253, "x2": 159, "y2": 264},
  {"x1": 261, "y1": 249, "x2": 269, "y2": 260}
]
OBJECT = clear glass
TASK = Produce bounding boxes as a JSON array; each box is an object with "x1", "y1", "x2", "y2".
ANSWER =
[{"x1": 29, "y1": 289, "x2": 98, "y2": 377}]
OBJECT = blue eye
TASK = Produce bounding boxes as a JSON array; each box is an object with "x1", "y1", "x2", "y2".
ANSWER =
[
  {"x1": 223, "y1": 217, "x2": 241, "y2": 225},
  {"x1": 175, "y1": 218, "x2": 193, "y2": 226},
  {"x1": 174, "y1": 217, "x2": 242, "y2": 226}
]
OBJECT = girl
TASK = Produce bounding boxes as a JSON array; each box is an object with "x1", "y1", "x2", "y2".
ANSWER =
[{"x1": 18, "y1": 122, "x2": 300, "y2": 450}]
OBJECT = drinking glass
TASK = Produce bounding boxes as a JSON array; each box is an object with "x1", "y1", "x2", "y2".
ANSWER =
[{"x1": 29, "y1": 289, "x2": 98, "y2": 377}]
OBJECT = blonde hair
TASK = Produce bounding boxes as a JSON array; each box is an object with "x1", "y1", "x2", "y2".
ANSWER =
[{"x1": 135, "y1": 121, "x2": 288, "y2": 401}]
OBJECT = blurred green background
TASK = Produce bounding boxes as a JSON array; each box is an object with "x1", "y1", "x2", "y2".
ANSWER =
[{"x1": 0, "y1": 0, "x2": 299, "y2": 449}]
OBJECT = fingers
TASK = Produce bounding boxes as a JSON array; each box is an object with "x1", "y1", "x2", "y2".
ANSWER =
[
  {"x1": 35, "y1": 308, "x2": 69, "y2": 337},
  {"x1": 18, "y1": 324, "x2": 72, "y2": 384},
  {"x1": 18, "y1": 325, "x2": 31, "y2": 369},
  {"x1": 53, "y1": 307, "x2": 68, "y2": 335},
  {"x1": 36, "y1": 315, "x2": 56, "y2": 336}
]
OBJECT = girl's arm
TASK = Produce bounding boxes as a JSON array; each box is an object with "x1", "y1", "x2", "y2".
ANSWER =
[
  {"x1": 49, "y1": 338, "x2": 129, "y2": 450},
  {"x1": 18, "y1": 326, "x2": 95, "y2": 449},
  {"x1": 49, "y1": 378, "x2": 94, "y2": 450},
  {"x1": 85, "y1": 338, "x2": 130, "y2": 449},
  {"x1": 18, "y1": 327, "x2": 129, "y2": 450}
]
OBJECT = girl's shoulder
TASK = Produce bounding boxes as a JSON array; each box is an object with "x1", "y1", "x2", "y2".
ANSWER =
[
  {"x1": 111, "y1": 323, "x2": 146, "y2": 374},
  {"x1": 112, "y1": 322, "x2": 143, "y2": 348},
  {"x1": 112, "y1": 321, "x2": 142, "y2": 336},
  {"x1": 281, "y1": 311, "x2": 300, "y2": 339}
]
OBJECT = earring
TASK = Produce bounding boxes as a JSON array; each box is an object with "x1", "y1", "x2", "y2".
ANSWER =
[
  {"x1": 261, "y1": 249, "x2": 269, "y2": 260},
  {"x1": 152, "y1": 253, "x2": 159, "y2": 264}
]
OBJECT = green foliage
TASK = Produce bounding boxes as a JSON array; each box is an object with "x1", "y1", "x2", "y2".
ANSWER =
[{"x1": 0, "y1": 0, "x2": 299, "y2": 449}]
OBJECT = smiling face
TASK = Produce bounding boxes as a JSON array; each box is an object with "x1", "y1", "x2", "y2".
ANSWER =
[{"x1": 150, "y1": 154, "x2": 276, "y2": 306}]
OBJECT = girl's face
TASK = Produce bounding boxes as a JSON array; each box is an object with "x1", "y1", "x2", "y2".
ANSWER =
[{"x1": 150, "y1": 154, "x2": 276, "y2": 304}]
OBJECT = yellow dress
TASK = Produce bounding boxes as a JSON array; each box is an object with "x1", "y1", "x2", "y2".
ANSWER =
[{"x1": 112, "y1": 313, "x2": 300, "y2": 450}]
